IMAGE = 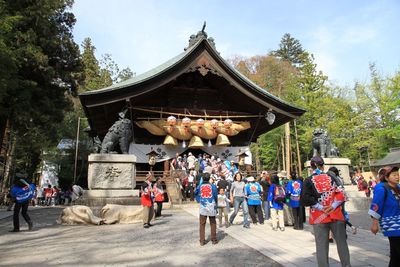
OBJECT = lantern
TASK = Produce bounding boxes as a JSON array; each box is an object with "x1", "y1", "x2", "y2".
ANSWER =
[
  {"x1": 236, "y1": 150, "x2": 247, "y2": 166},
  {"x1": 167, "y1": 116, "x2": 177, "y2": 126},
  {"x1": 196, "y1": 118, "x2": 205, "y2": 128},
  {"x1": 265, "y1": 110, "x2": 275, "y2": 125},
  {"x1": 146, "y1": 148, "x2": 160, "y2": 172},
  {"x1": 166, "y1": 116, "x2": 177, "y2": 134},
  {"x1": 182, "y1": 117, "x2": 191, "y2": 127},
  {"x1": 210, "y1": 119, "x2": 219, "y2": 129},
  {"x1": 224, "y1": 119, "x2": 233, "y2": 128}
]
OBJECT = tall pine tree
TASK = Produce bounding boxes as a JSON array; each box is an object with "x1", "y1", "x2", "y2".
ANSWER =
[
  {"x1": 270, "y1": 33, "x2": 306, "y2": 66},
  {"x1": 0, "y1": 0, "x2": 83, "y2": 188}
]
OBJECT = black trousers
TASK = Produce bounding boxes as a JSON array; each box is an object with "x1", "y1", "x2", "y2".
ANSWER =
[
  {"x1": 181, "y1": 186, "x2": 187, "y2": 201},
  {"x1": 389, "y1": 236, "x2": 400, "y2": 267},
  {"x1": 155, "y1": 201, "x2": 163, "y2": 217},
  {"x1": 13, "y1": 201, "x2": 31, "y2": 230},
  {"x1": 187, "y1": 183, "x2": 194, "y2": 201},
  {"x1": 292, "y1": 206, "x2": 304, "y2": 229},
  {"x1": 248, "y1": 204, "x2": 264, "y2": 224}
]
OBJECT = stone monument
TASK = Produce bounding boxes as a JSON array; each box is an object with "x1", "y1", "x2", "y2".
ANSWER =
[
  {"x1": 305, "y1": 128, "x2": 352, "y2": 184},
  {"x1": 83, "y1": 111, "x2": 139, "y2": 206}
]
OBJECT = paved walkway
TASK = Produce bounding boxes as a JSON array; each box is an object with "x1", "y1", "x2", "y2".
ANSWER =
[
  {"x1": 0, "y1": 207, "x2": 280, "y2": 267},
  {"x1": 1, "y1": 204, "x2": 390, "y2": 267},
  {"x1": 183, "y1": 205, "x2": 389, "y2": 267},
  {"x1": 0, "y1": 208, "x2": 13, "y2": 220}
]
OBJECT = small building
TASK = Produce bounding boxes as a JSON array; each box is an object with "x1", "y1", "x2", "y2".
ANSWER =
[{"x1": 370, "y1": 147, "x2": 400, "y2": 169}]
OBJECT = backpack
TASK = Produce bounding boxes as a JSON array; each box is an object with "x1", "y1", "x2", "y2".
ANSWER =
[{"x1": 274, "y1": 185, "x2": 286, "y2": 203}]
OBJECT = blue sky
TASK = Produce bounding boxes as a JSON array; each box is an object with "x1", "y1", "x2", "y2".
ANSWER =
[{"x1": 72, "y1": 0, "x2": 400, "y2": 87}]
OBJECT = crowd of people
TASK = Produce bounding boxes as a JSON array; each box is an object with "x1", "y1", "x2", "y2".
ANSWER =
[
  {"x1": 6, "y1": 179, "x2": 83, "y2": 233},
  {"x1": 350, "y1": 171, "x2": 376, "y2": 197},
  {"x1": 191, "y1": 154, "x2": 399, "y2": 267},
  {"x1": 5, "y1": 151, "x2": 399, "y2": 267}
]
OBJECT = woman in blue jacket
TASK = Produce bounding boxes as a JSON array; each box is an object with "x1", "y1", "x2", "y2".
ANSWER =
[
  {"x1": 268, "y1": 175, "x2": 285, "y2": 231},
  {"x1": 245, "y1": 176, "x2": 264, "y2": 224},
  {"x1": 286, "y1": 174, "x2": 303, "y2": 230},
  {"x1": 368, "y1": 166, "x2": 400, "y2": 267}
]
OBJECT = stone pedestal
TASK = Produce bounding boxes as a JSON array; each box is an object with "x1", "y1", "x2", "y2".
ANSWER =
[
  {"x1": 84, "y1": 154, "x2": 139, "y2": 206},
  {"x1": 305, "y1": 157, "x2": 352, "y2": 185}
]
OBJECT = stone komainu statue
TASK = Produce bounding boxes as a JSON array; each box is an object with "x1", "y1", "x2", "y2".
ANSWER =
[
  {"x1": 312, "y1": 128, "x2": 339, "y2": 158},
  {"x1": 100, "y1": 111, "x2": 132, "y2": 154}
]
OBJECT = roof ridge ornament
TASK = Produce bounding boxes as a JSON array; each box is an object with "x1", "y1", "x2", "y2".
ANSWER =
[{"x1": 184, "y1": 21, "x2": 217, "y2": 51}]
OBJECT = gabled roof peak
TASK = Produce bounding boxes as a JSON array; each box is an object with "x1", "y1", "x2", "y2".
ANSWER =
[{"x1": 184, "y1": 21, "x2": 217, "y2": 52}]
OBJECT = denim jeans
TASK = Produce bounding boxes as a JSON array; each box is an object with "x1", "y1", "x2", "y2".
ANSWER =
[
  {"x1": 262, "y1": 200, "x2": 270, "y2": 220},
  {"x1": 229, "y1": 196, "x2": 249, "y2": 226}
]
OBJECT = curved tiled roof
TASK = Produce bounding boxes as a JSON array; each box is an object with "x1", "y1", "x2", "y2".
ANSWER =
[{"x1": 79, "y1": 37, "x2": 305, "y2": 117}]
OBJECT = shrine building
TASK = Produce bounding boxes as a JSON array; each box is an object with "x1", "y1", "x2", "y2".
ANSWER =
[{"x1": 79, "y1": 27, "x2": 305, "y2": 184}]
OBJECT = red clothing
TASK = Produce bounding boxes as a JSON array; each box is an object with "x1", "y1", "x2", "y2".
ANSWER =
[
  {"x1": 141, "y1": 181, "x2": 153, "y2": 207},
  {"x1": 44, "y1": 188, "x2": 53, "y2": 198},
  {"x1": 153, "y1": 184, "x2": 164, "y2": 202},
  {"x1": 308, "y1": 174, "x2": 346, "y2": 225}
]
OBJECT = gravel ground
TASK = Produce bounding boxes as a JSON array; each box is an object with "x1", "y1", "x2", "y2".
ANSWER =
[{"x1": 0, "y1": 207, "x2": 281, "y2": 267}]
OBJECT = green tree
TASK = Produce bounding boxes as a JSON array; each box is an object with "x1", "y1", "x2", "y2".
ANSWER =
[
  {"x1": 117, "y1": 67, "x2": 134, "y2": 82},
  {"x1": 80, "y1": 38, "x2": 134, "y2": 92},
  {"x1": 351, "y1": 64, "x2": 400, "y2": 165},
  {"x1": 52, "y1": 38, "x2": 134, "y2": 187},
  {"x1": 270, "y1": 33, "x2": 306, "y2": 66},
  {"x1": 229, "y1": 55, "x2": 297, "y2": 97},
  {"x1": 80, "y1": 37, "x2": 102, "y2": 92},
  {"x1": 0, "y1": 0, "x2": 83, "y2": 191}
]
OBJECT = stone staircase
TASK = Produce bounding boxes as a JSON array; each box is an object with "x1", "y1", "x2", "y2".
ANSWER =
[{"x1": 343, "y1": 185, "x2": 372, "y2": 212}]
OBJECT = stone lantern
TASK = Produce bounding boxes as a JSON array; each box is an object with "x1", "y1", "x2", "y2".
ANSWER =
[{"x1": 236, "y1": 150, "x2": 247, "y2": 174}]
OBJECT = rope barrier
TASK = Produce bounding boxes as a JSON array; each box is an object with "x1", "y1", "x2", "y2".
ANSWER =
[{"x1": 130, "y1": 107, "x2": 264, "y2": 118}]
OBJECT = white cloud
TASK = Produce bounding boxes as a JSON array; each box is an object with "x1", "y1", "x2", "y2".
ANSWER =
[{"x1": 341, "y1": 27, "x2": 377, "y2": 44}]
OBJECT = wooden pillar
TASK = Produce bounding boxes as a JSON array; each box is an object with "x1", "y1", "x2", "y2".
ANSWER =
[
  {"x1": 276, "y1": 144, "x2": 280, "y2": 172},
  {"x1": 294, "y1": 120, "x2": 302, "y2": 176},
  {"x1": 163, "y1": 160, "x2": 170, "y2": 180},
  {"x1": 285, "y1": 123, "x2": 291, "y2": 175},
  {"x1": 281, "y1": 136, "x2": 285, "y2": 171}
]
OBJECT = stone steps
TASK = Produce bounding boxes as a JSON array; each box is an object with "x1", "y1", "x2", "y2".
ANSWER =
[{"x1": 343, "y1": 185, "x2": 372, "y2": 212}]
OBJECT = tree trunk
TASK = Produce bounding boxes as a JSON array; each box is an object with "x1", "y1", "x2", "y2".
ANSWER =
[
  {"x1": 285, "y1": 122, "x2": 291, "y2": 175},
  {"x1": 1, "y1": 129, "x2": 17, "y2": 193},
  {"x1": 276, "y1": 144, "x2": 280, "y2": 171},
  {"x1": 294, "y1": 120, "x2": 302, "y2": 176},
  {"x1": 281, "y1": 136, "x2": 285, "y2": 171},
  {"x1": 0, "y1": 118, "x2": 7, "y2": 156}
]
